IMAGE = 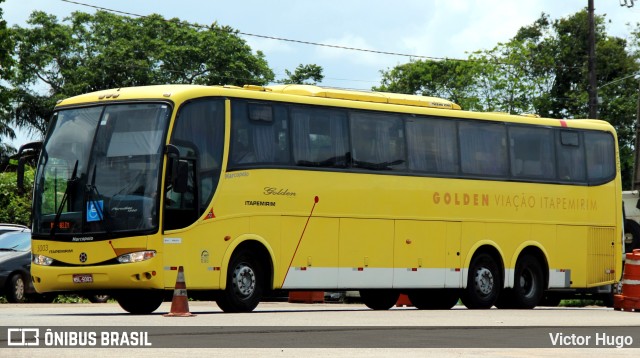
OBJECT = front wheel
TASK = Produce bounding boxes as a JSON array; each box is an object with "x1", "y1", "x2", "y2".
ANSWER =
[
  {"x1": 116, "y1": 290, "x2": 164, "y2": 314},
  {"x1": 359, "y1": 290, "x2": 399, "y2": 310},
  {"x1": 216, "y1": 250, "x2": 263, "y2": 313},
  {"x1": 6, "y1": 274, "x2": 28, "y2": 303},
  {"x1": 461, "y1": 252, "x2": 501, "y2": 309}
]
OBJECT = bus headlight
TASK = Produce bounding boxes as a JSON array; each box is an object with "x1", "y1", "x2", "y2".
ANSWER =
[
  {"x1": 117, "y1": 250, "x2": 156, "y2": 263},
  {"x1": 33, "y1": 254, "x2": 54, "y2": 266}
]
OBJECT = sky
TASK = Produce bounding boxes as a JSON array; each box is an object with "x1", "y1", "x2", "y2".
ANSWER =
[{"x1": 2, "y1": 0, "x2": 640, "y2": 147}]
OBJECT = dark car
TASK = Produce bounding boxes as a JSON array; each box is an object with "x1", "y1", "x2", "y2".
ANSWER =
[{"x1": 0, "y1": 229, "x2": 41, "y2": 302}]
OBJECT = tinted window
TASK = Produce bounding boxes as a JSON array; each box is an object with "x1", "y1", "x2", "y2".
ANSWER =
[
  {"x1": 406, "y1": 117, "x2": 458, "y2": 173},
  {"x1": 509, "y1": 126, "x2": 555, "y2": 179},
  {"x1": 351, "y1": 112, "x2": 406, "y2": 171},
  {"x1": 585, "y1": 131, "x2": 615, "y2": 184},
  {"x1": 459, "y1": 121, "x2": 508, "y2": 176},
  {"x1": 229, "y1": 101, "x2": 289, "y2": 166},
  {"x1": 291, "y1": 106, "x2": 349, "y2": 168},
  {"x1": 166, "y1": 99, "x2": 224, "y2": 230},
  {"x1": 557, "y1": 130, "x2": 586, "y2": 182}
]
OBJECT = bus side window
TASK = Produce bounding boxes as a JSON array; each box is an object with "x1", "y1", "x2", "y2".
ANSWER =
[
  {"x1": 508, "y1": 126, "x2": 555, "y2": 179},
  {"x1": 406, "y1": 117, "x2": 458, "y2": 174},
  {"x1": 585, "y1": 131, "x2": 615, "y2": 184},
  {"x1": 459, "y1": 121, "x2": 508, "y2": 176},
  {"x1": 350, "y1": 112, "x2": 406, "y2": 171},
  {"x1": 229, "y1": 101, "x2": 289, "y2": 167},
  {"x1": 557, "y1": 130, "x2": 586, "y2": 182}
]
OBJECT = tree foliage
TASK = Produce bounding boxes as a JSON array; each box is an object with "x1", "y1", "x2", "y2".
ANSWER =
[
  {"x1": 6, "y1": 10, "x2": 275, "y2": 137},
  {"x1": 279, "y1": 64, "x2": 324, "y2": 85},
  {"x1": 0, "y1": 167, "x2": 34, "y2": 226},
  {"x1": 0, "y1": 0, "x2": 17, "y2": 163}
]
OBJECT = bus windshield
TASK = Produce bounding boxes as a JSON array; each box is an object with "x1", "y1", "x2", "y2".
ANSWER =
[{"x1": 33, "y1": 103, "x2": 170, "y2": 238}]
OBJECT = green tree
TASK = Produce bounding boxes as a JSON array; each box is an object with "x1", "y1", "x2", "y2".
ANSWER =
[
  {"x1": 0, "y1": 0, "x2": 17, "y2": 162},
  {"x1": 279, "y1": 64, "x2": 324, "y2": 85},
  {"x1": 0, "y1": 167, "x2": 34, "y2": 225},
  {"x1": 375, "y1": 59, "x2": 484, "y2": 111},
  {"x1": 7, "y1": 10, "x2": 275, "y2": 136}
]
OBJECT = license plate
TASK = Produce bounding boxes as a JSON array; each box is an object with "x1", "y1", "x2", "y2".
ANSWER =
[{"x1": 72, "y1": 274, "x2": 93, "y2": 284}]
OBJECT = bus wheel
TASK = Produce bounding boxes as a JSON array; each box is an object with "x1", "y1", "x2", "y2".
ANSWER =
[
  {"x1": 408, "y1": 289, "x2": 459, "y2": 309},
  {"x1": 511, "y1": 255, "x2": 544, "y2": 309},
  {"x1": 116, "y1": 290, "x2": 164, "y2": 314},
  {"x1": 359, "y1": 289, "x2": 399, "y2": 310},
  {"x1": 461, "y1": 252, "x2": 500, "y2": 309},
  {"x1": 216, "y1": 250, "x2": 263, "y2": 313},
  {"x1": 625, "y1": 219, "x2": 640, "y2": 253}
]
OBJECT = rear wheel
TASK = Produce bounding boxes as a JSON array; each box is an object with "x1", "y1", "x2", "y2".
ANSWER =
[
  {"x1": 461, "y1": 252, "x2": 501, "y2": 309},
  {"x1": 116, "y1": 291, "x2": 164, "y2": 314},
  {"x1": 408, "y1": 289, "x2": 459, "y2": 309},
  {"x1": 216, "y1": 250, "x2": 263, "y2": 313},
  {"x1": 359, "y1": 290, "x2": 399, "y2": 310},
  {"x1": 6, "y1": 274, "x2": 28, "y2": 303},
  {"x1": 511, "y1": 256, "x2": 544, "y2": 309}
]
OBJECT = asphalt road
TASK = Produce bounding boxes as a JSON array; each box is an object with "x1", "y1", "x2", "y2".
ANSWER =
[{"x1": 2, "y1": 301, "x2": 640, "y2": 357}]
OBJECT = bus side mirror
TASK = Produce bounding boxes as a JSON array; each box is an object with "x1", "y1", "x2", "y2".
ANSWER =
[
  {"x1": 16, "y1": 141, "x2": 43, "y2": 194},
  {"x1": 165, "y1": 144, "x2": 180, "y2": 184},
  {"x1": 165, "y1": 144, "x2": 188, "y2": 194}
]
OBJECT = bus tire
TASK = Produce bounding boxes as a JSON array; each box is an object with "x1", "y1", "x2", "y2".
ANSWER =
[
  {"x1": 216, "y1": 250, "x2": 263, "y2": 313},
  {"x1": 359, "y1": 289, "x2": 399, "y2": 310},
  {"x1": 408, "y1": 289, "x2": 459, "y2": 309},
  {"x1": 625, "y1": 219, "x2": 640, "y2": 253},
  {"x1": 461, "y1": 252, "x2": 500, "y2": 309},
  {"x1": 511, "y1": 255, "x2": 544, "y2": 309},
  {"x1": 116, "y1": 290, "x2": 164, "y2": 314}
]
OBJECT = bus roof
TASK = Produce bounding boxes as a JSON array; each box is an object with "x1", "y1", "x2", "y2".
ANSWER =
[
  {"x1": 56, "y1": 84, "x2": 461, "y2": 111},
  {"x1": 54, "y1": 84, "x2": 615, "y2": 132}
]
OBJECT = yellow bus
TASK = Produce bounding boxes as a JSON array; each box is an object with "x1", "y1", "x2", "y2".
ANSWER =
[{"x1": 24, "y1": 84, "x2": 622, "y2": 313}]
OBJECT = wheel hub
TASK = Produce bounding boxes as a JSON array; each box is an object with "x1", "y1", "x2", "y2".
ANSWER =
[
  {"x1": 475, "y1": 267, "x2": 494, "y2": 296},
  {"x1": 233, "y1": 265, "x2": 256, "y2": 297}
]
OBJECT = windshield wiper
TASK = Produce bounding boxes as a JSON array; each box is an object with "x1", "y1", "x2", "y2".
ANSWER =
[{"x1": 50, "y1": 160, "x2": 79, "y2": 237}]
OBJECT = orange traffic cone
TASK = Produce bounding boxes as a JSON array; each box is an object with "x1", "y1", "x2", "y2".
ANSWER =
[
  {"x1": 164, "y1": 266, "x2": 195, "y2": 317},
  {"x1": 396, "y1": 294, "x2": 413, "y2": 307}
]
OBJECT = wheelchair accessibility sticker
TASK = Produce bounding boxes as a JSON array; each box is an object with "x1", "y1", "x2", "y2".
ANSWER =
[{"x1": 87, "y1": 200, "x2": 104, "y2": 222}]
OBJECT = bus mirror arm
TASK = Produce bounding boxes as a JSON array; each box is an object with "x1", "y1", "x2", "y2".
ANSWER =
[
  {"x1": 165, "y1": 144, "x2": 188, "y2": 194},
  {"x1": 165, "y1": 144, "x2": 180, "y2": 183}
]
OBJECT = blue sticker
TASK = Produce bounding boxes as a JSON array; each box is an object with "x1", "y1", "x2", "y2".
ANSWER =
[{"x1": 87, "y1": 200, "x2": 104, "y2": 222}]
